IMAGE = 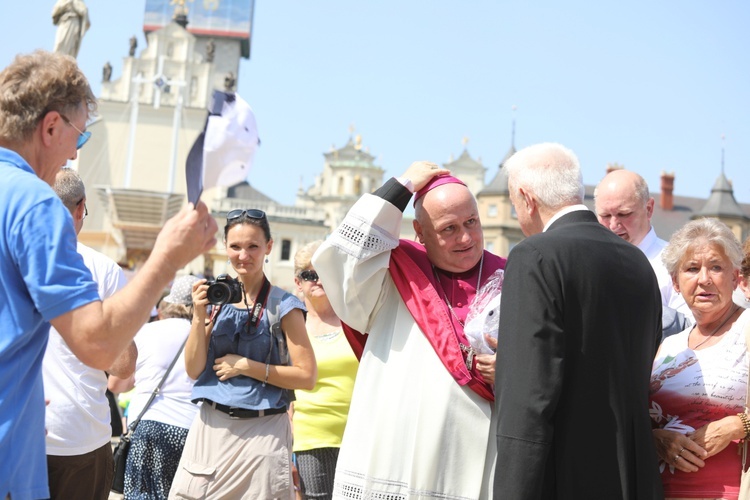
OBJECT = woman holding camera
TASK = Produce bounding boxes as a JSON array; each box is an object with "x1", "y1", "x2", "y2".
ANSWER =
[{"x1": 169, "y1": 209, "x2": 317, "y2": 500}]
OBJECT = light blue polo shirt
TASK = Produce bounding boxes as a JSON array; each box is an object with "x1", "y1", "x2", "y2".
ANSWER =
[{"x1": 0, "y1": 148, "x2": 99, "y2": 500}]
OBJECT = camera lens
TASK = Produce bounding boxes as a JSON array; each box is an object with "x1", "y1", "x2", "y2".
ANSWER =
[{"x1": 207, "y1": 282, "x2": 231, "y2": 305}]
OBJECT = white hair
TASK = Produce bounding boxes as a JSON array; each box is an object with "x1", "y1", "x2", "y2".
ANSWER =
[
  {"x1": 504, "y1": 142, "x2": 584, "y2": 211},
  {"x1": 662, "y1": 218, "x2": 742, "y2": 280}
]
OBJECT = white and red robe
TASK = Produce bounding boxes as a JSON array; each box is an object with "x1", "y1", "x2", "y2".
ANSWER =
[{"x1": 314, "y1": 192, "x2": 505, "y2": 500}]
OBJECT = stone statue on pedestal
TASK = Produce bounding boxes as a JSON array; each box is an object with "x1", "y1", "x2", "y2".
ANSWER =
[
  {"x1": 102, "y1": 61, "x2": 112, "y2": 82},
  {"x1": 129, "y1": 36, "x2": 138, "y2": 57},
  {"x1": 52, "y1": 0, "x2": 90, "y2": 59},
  {"x1": 224, "y1": 72, "x2": 236, "y2": 91},
  {"x1": 206, "y1": 39, "x2": 216, "y2": 63}
]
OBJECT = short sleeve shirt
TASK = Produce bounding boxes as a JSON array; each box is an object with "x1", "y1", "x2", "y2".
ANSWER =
[
  {"x1": 191, "y1": 287, "x2": 305, "y2": 410},
  {"x1": 0, "y1": 148, "x2": 99, "y2": 500},
  {"x1": 650, "y1": 309, "x2": 750, "y2": 498}
]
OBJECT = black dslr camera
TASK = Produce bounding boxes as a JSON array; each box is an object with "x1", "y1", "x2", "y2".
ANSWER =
[{"x1": 206, "y1": 274, "x2": 243, "y2": 305}]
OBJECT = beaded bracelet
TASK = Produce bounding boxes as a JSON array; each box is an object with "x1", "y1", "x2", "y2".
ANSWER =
[{"x1": 737, "y1": 412, "x2": 750, "y2": 441}]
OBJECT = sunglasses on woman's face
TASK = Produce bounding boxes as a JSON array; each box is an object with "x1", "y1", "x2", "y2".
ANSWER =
[
  {"x1": 226, "y1": 209, "x2": 266, "y2": 221},
  {"x1": 298, "y1": 270, "x2": 320, "y2": 282}
]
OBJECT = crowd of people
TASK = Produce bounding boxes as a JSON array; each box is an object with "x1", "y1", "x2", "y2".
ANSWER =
[
  {"x1": 108, "y1": 274, "x2": 202, "y2": 499},
  {"x1": 4, "y1": 49, "x2": 750, "y2": 500}
]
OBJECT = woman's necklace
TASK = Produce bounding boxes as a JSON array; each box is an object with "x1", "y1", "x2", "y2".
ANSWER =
[
  {"x1": 432, "y1": 254, "x2": 484, "y2": 327},
  {"x1": 690, "y1": 304, "x2": 740, "y2": 350}
]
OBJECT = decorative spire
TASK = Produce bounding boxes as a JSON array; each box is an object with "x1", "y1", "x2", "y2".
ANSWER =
[
  {"x1": 497, "y1": 105, "x2": 518, "y2": 170},
  {"x1": 694, "y1": 137, "x2": 748, "y2": 220}
]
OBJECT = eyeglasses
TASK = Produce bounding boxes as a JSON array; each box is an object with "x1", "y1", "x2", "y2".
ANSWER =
[
  {"x1": 227, "y1": 209, "x2": 266, "y2": 221},
  {"x1": 60, "y1": 114, "x2": 91, "y2": 149},
  {"x1": 77, "y1": 197, "x2": 88, "y2": 220},
  {"x1": 298, "y1": 270, "x2": 320, "y2": 282}
]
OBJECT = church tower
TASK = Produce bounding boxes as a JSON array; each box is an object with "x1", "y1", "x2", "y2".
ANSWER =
[
  {"x1": 476, "y1": 113, "x2": 522, "y2": 257},
  {"x1": 443, "y1": 138, "x2": 486, "y2": 196},
  {"x1": 296, "y1": 133, "x2": 385, "y2": 230},
  {"x1": 75, "y1": 0, "x2": 254, "y2": 268},
  {"x1": 693, "y1": 171, "x2": 750, "y2": 241}
]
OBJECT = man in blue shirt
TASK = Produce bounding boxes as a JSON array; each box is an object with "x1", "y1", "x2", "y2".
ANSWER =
[{"x1": 0, "y1": 50, "x2": 218, "y2": 500}]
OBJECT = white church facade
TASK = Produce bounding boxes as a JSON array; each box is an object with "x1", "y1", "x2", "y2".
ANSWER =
[{"x1": 73, "y1": 3, "x2": 750, "y2": 294}]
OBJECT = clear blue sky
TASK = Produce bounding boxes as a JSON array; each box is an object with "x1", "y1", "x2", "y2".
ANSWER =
[{"x1": 2, "y1": 1, "x2": 748, "y2": 205}]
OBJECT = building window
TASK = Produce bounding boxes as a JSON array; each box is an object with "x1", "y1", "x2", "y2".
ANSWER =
[
  {"x1": 510, "y1": 204, "x2": 518, "y2": 219},
  {"x1": 486, "y1": 241, "x2": 495, "y2": 253},
  {"x1": 354, "y1": 175, "x2": 362, "y2": 195},
  {"x1": 488, "y1": 204, "x2": 498, "y2": 218},
  {"x1": 280, "y1": 239, "x2": 291, "y2": 261}
]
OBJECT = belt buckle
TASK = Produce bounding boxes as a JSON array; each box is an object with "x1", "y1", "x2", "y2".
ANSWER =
[{"x1": 228, "y1": 407, "x2": 240, "y2": 419}]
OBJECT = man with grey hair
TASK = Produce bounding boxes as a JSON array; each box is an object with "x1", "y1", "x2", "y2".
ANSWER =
[
  {"x1": 493, "y1": 143, "x2": 663, "y2": 498},
  {"x1": 594, "y1": 168, "x2": 692, "y2": 336},
  {"x1": 44, "y1": 168, "x2": 137, "y2": 499},
  {"x1": 0, "y1": 50, "x2": 216, "y2": 499}
]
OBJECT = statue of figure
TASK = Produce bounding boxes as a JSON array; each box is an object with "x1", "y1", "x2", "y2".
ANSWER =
[
  {"x1": 129, "y1": 36, "x2": 138, "y2": 57},
  {"x1": 51, "y1": 0, "x2": 90, "y2": 59},
  {"x1": 224, "y1": 72, "x2": 236, "y2": 91},
  {"x1": 102, "y1": 61, "x2": 112, "y2": 82},
  {"x1": 205, "y1": 39, "x2": 216, "y2": 63}
]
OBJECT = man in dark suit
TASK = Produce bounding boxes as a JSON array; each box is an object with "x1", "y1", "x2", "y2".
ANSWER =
[{"x1": 493, "y1": 143, "x2": 663, "y2": 499}]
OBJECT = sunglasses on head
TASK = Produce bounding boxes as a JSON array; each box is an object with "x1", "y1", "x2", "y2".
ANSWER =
[
  {"x1": 227, "y1": 209, "x2": 266, "y2": 221},
  {"x1": 298, "y1": 270, "x2": 320, "y2": 282}
]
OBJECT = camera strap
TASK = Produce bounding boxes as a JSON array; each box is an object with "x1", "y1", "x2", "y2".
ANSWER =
[
  {"x1": 207, "y1": 303, "x2": 223, "y2": 324},
  {"x1": 249, "y1": 276, "x2": 271, "y2": 328}
]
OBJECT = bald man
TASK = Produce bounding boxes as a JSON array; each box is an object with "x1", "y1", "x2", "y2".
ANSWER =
[
  {"x1": 313, "y1": 162, "x2": 505, "y2": 499},
  {"x1": 595, "y1": 169, "x2": 692, "y2": 334}
]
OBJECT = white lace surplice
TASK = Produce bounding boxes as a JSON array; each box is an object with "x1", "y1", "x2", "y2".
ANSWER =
[{"x1": 313, "y1": 194, "x2": 495, "y2": 500}]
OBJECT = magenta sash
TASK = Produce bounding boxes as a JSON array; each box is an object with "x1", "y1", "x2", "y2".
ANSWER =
[{"x1": 342, "y1": 240, "x2": 504, "y2": 402}]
